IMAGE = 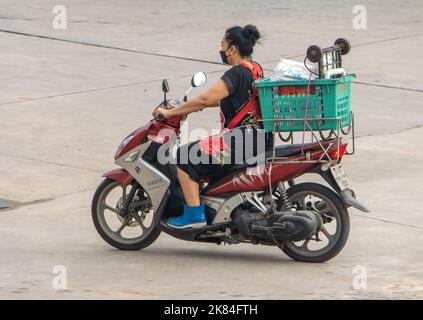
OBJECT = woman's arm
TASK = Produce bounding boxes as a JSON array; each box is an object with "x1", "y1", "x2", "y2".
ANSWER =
[{"x1": 153, "y1": 79, "x2": 229, "y2": 119}]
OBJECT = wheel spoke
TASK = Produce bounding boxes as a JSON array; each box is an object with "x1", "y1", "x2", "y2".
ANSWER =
[
  {"x1": 133, "y1": 213, "x2": 147, "y2": 231},
  {"x1": 104, "y1": 204, "x2": 119, "y2": 214},
  {"x1": 320, "y1": 226, "x2": 334, "y2": 242},
  {"x1": 318, "y1": 202, "x2": 333, "y2": 215},
  {"x1": 115, "y1": 219, "x2": 129, "y2": 235},
  {"x1": 300, "y1": 238, "x2": 311, "y2": 250}
]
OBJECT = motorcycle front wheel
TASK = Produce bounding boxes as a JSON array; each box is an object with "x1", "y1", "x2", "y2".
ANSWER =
[{"x1": 91, "y1": 178, "x2": 161, "y2": 250}]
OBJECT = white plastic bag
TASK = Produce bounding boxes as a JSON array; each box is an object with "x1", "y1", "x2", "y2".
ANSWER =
[
  {"x1": 323, "y1": 68, "x2": 346, "y2": 79},
  {"x1": 270, "y1": 59, "x2": 317, "y2": 81}
]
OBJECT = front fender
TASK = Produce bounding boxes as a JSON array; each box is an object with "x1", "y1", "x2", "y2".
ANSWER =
[{"x1": 102, "y1": 168, "x2": 134, "y2": 186}]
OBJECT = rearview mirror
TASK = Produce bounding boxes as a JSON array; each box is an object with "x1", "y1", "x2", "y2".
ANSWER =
[
  {"x1": 191, "y1": 72, "x2": 207, "y2": 88},
  {"x1": 162, "y1": 79, "x2": 169, "y2": 106},
  {"x1": 162, "y1": 79, "x2": 170, "y2": 93}
]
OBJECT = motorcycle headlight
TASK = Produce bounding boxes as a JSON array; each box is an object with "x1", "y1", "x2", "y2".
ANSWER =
[
  {"x1": 115, "y1": 135, "x2": 134, "y2": 159},
  {"x1": 123, "y1": 150, "x2": 140, "y2": 162}
]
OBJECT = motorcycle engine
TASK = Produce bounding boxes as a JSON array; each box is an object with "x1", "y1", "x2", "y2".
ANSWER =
[{"x1": 233, "y1": 208, "x2": 323, "y2": 242}]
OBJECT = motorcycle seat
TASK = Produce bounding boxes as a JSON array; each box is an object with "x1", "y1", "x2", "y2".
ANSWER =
[{"x1": 231, "y1": 142, "x2": 318, "y2": 171}]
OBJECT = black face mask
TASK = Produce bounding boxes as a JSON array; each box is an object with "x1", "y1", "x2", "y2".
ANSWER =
[{"x1": 219, "y1": 49, "x2": 230, "y2": 64}]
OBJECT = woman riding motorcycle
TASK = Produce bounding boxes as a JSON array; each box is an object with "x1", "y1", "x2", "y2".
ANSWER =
[{"x1": 153, "y1": 24, "x2": 271, "y2": 229}]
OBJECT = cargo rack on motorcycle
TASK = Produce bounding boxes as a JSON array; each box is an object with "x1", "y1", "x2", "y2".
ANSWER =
[{"x1": 255, "y1": 38, "x2": 355, "y2": 166}]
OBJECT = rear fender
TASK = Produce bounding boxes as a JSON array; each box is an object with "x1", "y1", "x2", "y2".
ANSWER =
[
  {"x1": 340, "y1": 188, "x2": 370, "y2": 212},
  {"x1": 309, "y1": 165, "x2": 370, "y2": 212},
  {"x1": 102, "y1": 168, "x2": 134, "y2": 186}
]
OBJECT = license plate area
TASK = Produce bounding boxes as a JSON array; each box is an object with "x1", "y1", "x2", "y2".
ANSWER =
[{"x1": 330, "y1": 164, "x2": 352, "y2": 190}]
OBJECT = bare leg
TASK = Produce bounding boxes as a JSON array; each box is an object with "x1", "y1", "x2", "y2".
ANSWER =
[{"x1": 176, "y1": 167, "x2": 201, "y2": 206}]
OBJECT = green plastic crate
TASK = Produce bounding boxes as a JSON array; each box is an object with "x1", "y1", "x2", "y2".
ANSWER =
[{"x1": 255, "y1": 74, "x2": 354, "y2": 132}]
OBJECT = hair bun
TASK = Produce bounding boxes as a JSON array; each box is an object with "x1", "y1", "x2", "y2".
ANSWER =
[{"x1": 242, "y1": 24, "x2": 261, "y2": 45}]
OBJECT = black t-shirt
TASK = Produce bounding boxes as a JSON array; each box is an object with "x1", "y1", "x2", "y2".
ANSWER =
[
  {"x1": 220, "y1": 63, "x2": 273, "y2": 151},
  {"x1": 220, "y1": 64, "x2": 258, "y2": 127}
]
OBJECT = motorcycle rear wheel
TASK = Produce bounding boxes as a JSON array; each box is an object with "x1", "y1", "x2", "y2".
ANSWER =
[
  {"x1": 280, "y1": 182, "x2": 350, "y2": 263},
  {"x1": 91, "y1": 178, "x2": 161, "y2": 250}
]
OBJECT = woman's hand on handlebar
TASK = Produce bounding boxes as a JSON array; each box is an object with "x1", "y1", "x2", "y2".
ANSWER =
[
  {"x1": 152, "y1": 79, "x2": 229, "y2": 121},
  {"x1": 152, "y1": 107, "x2": 171, "y2": 121}
]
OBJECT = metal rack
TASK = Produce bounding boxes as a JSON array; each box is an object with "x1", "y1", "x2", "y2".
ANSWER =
[
  {"x1": 261, "y1": 113, "x2": 355, "y2": 209},
  {"x1": 254, "y1": 38, "x2": 355, "y2": 210},
  {"x1": 262, "y1": 111, "x2": 355, "y2": 165}
]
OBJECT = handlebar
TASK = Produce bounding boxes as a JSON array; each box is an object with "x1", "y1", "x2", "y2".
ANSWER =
[{"x1": 154, "y1": 98, "x2": 183, "y2": 121}]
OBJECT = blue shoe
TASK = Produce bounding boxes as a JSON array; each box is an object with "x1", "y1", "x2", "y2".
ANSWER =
[{"x1": 167, "y1": 204, "x2": 207, "y2": 229}]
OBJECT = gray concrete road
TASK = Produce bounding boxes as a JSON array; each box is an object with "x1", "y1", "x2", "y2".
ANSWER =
[{"x1": 0, "y1": 0, "x2": 422, "y2": 299}]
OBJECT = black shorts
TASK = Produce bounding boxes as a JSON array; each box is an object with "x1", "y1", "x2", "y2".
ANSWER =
[{"x1": 176, "y1": 126, "x2": 272, "y2": 183}]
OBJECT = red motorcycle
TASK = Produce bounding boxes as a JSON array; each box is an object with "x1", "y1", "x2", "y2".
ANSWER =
[{"x1": 91, "y1": 72, "x2": 369, "y2": 263}]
